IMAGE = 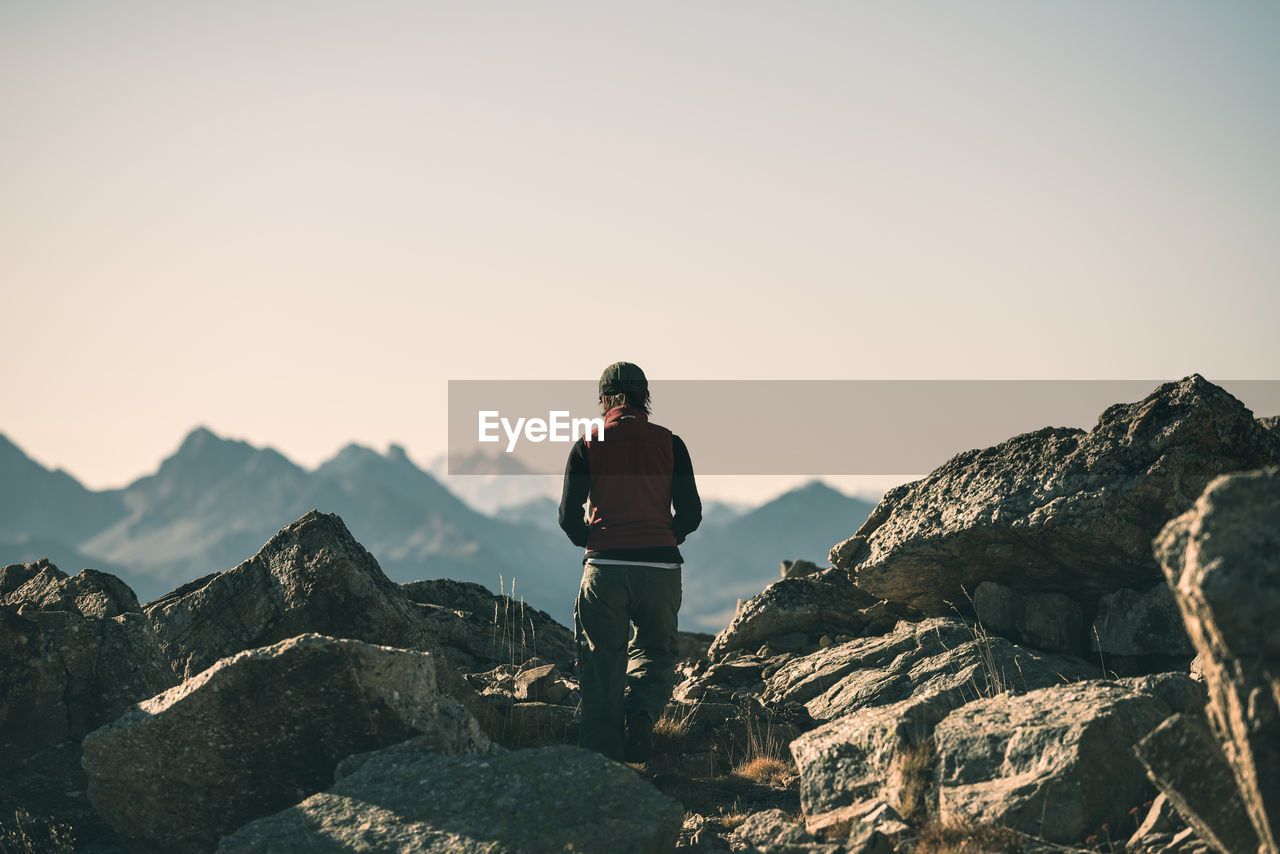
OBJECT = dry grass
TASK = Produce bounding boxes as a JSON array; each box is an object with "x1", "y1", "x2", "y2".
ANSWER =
[
  {"x1": 893, "y1": 739, "x2": 937, "y2": 823},
  {"x1": 652, "y1": 701, "x2": 700, "y2": 758},
  {"x1": 731, "y1": 756, "x2": 795, "y2": 788},
  {"x1": 492, "y1": 575, "x2": 539, "y2": 667},
  {"x1": 712, "y1": 811, "x2": 751, "y2": 833},
  {"x1": 0, "y1": 809, "x2": 76, "y2": 854},
  {"x1": 912, "y1": 819, "x2": 1023, "y2": 854},
  {"x1": 732, "y1": 705, "x2": 788, "y2": 766}
]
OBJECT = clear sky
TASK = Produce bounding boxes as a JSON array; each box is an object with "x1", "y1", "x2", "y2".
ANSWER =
[{"x1": 3, "y1": 2, "x2": 1278, "y2": 501}]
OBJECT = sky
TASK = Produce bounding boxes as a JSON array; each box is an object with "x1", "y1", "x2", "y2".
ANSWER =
[{"x1": 2, "y1": 1, "x2": 1278, "y2": 502}]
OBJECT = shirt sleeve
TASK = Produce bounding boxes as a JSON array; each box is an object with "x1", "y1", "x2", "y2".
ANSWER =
[
  {"x1": 558, "y1": 438, "x2": 591, "y2": 547},
  {"x1": 670, "y1": 434, "x2": 702, "y2": 544}
]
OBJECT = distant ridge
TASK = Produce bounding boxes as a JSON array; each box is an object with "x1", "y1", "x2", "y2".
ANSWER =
[{"x1": 0, "y1": 429, "x2": 874, "y2": 626}]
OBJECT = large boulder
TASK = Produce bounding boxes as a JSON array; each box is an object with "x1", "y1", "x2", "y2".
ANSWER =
[
  {"x1": 934, "y1": 681, "x2": 1172, "y2": 843},
  {"x1": 765, "y1": 617, "x2": 1098, "y2": 723},
  {"x1": 401, "y1": 577, "x2": 576, "y2": 671},
  {"x1": 216, "y1": 743, "x2": 683, "y2": 854},
  {"x1": 0, "y1": 562, "x2": 172, "y2": 853},
  {"x1": 143, "y1": 510, "x2": 493, "y2": 730},
  {"x1": 788, "y1": 620, "x2": 1100, "y2": 825},
  {"x1": 831, "y1": 376, "x2": 1280, "y2": 614},
  {"x1": 1, "y1": 561, "x2": 172, "y2": 748},
  {"x1": 1156, "y1": 466, "x2": 1280, "y2": 853},
  {"x1": 145, "y1": 511, "x2": 436, "y2": 679},
  {"x1": 707, "y1": 568, "x2": 894, "y2": 662},
  {"x1": 82, "y1": 634, "x2": 488, "y2": 854}
]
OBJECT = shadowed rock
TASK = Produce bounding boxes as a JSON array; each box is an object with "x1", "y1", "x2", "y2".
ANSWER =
[
  {"x1": 1157, "y1": 467, "x2": 1280, "y2": 853},
  {"x1": 1091, "y1": 582, "x2": 1194, "y2": 658},
  {"x1": 401, "y1": 577, "x2": 576, "y2": 671},
  {"x1": 0, "y1": 562, "x2": 172, "y2": 853},
  {"x1": 216, "y1": 744, "x2": 683, "y2": 854},
  {"x1": 972, "y1": 580, "x2": 1083, "y2": 653},
  {"x1": 1135, "y1": 713, "x2": 1258, "y2": 854},
  {"x1": 83, "y1": 634, "x2": 488, "y2": 854},
  {"x1": 831, "y1": 376, "x2": 1280, "y2": 615},
  {"x1": 1, "y1": 561, "x2": 172, "y2": 748}
]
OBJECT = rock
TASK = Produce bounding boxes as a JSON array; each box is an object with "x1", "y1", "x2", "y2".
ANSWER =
[
  {"x1": 1156, "y1": 466, "x2": 1280, "y2": 853},
  {"x1": 1, "y1": 604, "x2": 173, "y2": 749},
  {"x1": 1, "y1": 559, "x2": 140, "y2": 618},
  {"x1": 792, "y1": 692, "x2": 957, "y2": 819},
  {"x1": 934, "y1": 680, "x2": 1171, "y2": 843},
  {"x1": 676, "y1": 812, "x2": 729, "y2": 851},
  {"x1": 676, "y1": 630, "x2": 715, "y2": 662},
  {"x1": 1260, "y1": 415, "x2": 1280, "y2": 439},
  {"x1": 1117, "y1": 672, "x2": 1205, "y2": 717},
  {"x1": 781, "y1": 559, "x2": 819, "y2": 579},
  {"x1": 216, "y1": 744, "x2": 683, "y2": 854},
  {"x1": 1091, "y1": 582, "x2": 1195, "y2": 659},
  {"x1": 1127, "y1": 794, "x2": 1215, "y2": 854},
  {"x1": 730, "y1": 808, "x2": 815, "y2": 848},
  {"x1": 765, "y1": 617, "x2": 1099, "y2": 723},
  {"x1": 1132, "y1": 793, "x2": 1179, "y2": 843},
  {"x1": 82, "y1": 634, "x2": 487, "y2": 854},
  {"x1": 803, "y1": 800, "x2": 900, "y2": 842},
  {"x1": 513, "y1": 660, "x2": 566, "y2": 702},
  {"x1": 146, "y1": 511, "x2": 433, "y2": 679},
  {"x1": 1135, "y1": 713, "x2": 1258, "y2": 854},
  {"x1": 972, "y1": 580, "x2": 1084, "y2": 653},
  {"x1": 143, "y1": 510, "x2": 493, "y2": 731},
  {"x1": 707, "y1": 568, "x2": 894, "y2": 661},
  {"x1": 832, "y1": 376, "x2": 1280, "y2": 614},
  {"x1": 401, "y1": 577, "x2": 576, "y2": 671},
  {"x1": 676, "y1": 656, "x2": 768, "y2": 704},
  {"x1": 0, "y1": 562, "x2": 169, "y2": 853}
]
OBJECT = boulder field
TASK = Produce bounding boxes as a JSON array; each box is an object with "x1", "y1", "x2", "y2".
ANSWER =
[{"x1": 1, "y1": 375, "x2": 1276, "y2": 853}]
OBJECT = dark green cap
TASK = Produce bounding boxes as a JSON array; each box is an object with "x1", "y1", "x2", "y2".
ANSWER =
[{"x1": 599, "y1": 361, "x2": 648, "y2": 396}]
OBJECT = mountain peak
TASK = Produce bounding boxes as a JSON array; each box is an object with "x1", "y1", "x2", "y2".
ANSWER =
[{"x1": 161, "y1": 427, "x2": 261, "y2": 478}]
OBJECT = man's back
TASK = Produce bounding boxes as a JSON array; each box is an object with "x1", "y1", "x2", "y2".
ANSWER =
[{"x1": 559, "y1": 362, "x2": 701, "y2": 763}]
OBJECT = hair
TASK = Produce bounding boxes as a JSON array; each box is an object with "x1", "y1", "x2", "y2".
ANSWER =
[{"x1": 600, "y1": 390, "x2": 651, "y2": 414}]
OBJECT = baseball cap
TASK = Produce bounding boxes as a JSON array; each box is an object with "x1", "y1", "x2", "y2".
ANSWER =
[{"x1": 598, "y1": 362, "x2": 648, "y2": 396}]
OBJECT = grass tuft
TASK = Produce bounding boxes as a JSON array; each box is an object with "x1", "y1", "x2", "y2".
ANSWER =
[
  {"x1": 731, "y1": 756, "x2": 795, "y2": 788},
  {"x1": 912, "y1": 818, "x2": 1023, "y2": 853},
  {"x1": 894, "y1": 739, "x2": 937, "y2": 823}
]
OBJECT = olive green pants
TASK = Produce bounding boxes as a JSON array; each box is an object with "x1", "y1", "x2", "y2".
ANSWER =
[{"x1": 574, "y1": 563, "x2": 681, "y2": 761}]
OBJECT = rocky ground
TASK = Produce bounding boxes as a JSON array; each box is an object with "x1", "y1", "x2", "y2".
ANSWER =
[{"x1": 1, "y1": 374, "x2": 1278, "y2": 853}]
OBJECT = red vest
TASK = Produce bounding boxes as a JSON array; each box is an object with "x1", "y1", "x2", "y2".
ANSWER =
[{"x1": 584, "y1": 407, "x2": 677, "y2": 550}]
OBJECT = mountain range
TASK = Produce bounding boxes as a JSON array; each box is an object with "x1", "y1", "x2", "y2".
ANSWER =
[{"x1": 0, "y1": 429, "x2": 874, "y2": 628}]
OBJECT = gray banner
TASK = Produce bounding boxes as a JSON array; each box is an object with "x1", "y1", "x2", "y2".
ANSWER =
[{"x1": 447, "y1": 379, "x2": 1280, "y2": 475}]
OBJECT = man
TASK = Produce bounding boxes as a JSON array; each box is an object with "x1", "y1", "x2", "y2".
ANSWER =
[{"x1": 558, "y1": 361, "x2": 701, "y2": 763}]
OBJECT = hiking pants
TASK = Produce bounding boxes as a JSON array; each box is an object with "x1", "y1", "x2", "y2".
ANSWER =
[{"x1": 574, "y1": 563, "x2": 681, "y2": 761}]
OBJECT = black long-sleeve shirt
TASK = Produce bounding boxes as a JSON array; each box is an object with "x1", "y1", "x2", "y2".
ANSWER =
[{"x1": 558, "y1": 433, "x2": 702, "y2": 563}]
